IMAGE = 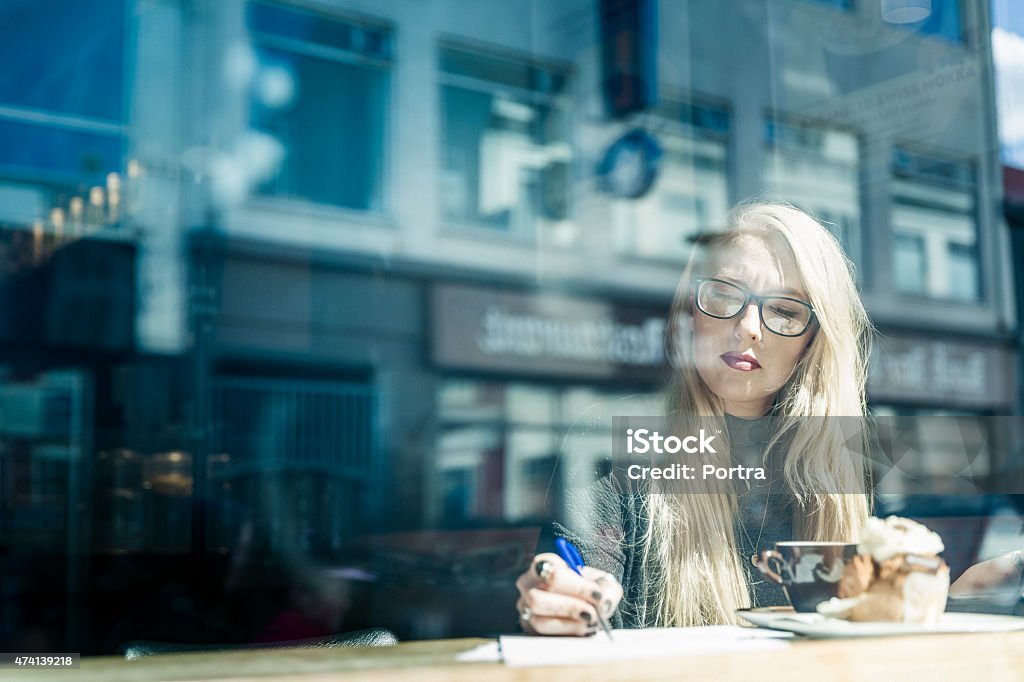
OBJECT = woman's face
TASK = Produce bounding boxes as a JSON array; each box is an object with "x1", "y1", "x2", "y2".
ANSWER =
[{"x1": 691, "y1": 234, "x2": 815, "y2": 418}]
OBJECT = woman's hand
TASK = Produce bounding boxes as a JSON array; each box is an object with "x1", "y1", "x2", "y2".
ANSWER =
[
  {"x1": 514, "y1": 553, "x2": 623, "y2": 636},
  {"x1": 949, "y1": 550, "x2": 1024, "y2": 597}
]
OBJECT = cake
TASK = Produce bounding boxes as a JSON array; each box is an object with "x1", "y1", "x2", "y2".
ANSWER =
[{"x1": 817, "y1": 516, "x2": 950, "y2": 624}]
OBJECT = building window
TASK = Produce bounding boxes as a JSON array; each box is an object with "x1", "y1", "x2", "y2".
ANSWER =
[
  {"x1": 947, "y1": 242, "x2": 980, "y2": 301},
  {"x1": 0, "y1": 1, "x2": 125, "y2": 121},
  {"x1": 763, "y1": 117, "x2": 861, "y2": 262},
  {"x1": 612, "y1": 98, "x2": 730, "y2": 260},
  {"x1": 434, "y1": 380, "x2": 660, "y2": 525},
  {"x1": 893, "y1": 233, "x2": 927, "y2": 295},
  {"x1": 439, "y1": 44, "x2": 572, "y2": 240},
  {"x1": 0, "y1": 369, "x2": 90, "y2": 552},
  {"x1": 890, "y1": 147, "x2": 979, "y2": 301},
  {"x1": 247, "y1": 1, "x2": 391, "y2": 211},
  {"x1": 0, "y1": 0, "x2": 127, "y2": 267}
]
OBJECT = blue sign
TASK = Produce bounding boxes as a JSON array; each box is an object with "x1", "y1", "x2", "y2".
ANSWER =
[{"x1": 597, "y1": 129, "x2": 662, "y2": 199}]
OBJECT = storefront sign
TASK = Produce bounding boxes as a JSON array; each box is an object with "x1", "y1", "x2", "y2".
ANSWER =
[
  {"x1": 868, "y1": 333, "x2": 1015, "y2": 409},
  {"x1": 431, "y1": 284, "x2": 669, "y2": 382}
]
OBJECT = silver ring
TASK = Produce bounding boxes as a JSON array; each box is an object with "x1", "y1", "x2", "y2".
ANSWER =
[
  {"x1": 535, "y1": 560, "x2": 554, "y2": 582},
  {"x1": 519, "y1": 606, "x2": 533, "y2": 623}
]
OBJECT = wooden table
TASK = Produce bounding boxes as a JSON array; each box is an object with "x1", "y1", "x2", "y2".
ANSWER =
[{"x1": 9, "y1": 632, "x2": 1024, "y2": 681}]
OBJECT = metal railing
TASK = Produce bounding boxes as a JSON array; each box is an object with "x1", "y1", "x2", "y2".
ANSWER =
[{"x1": 209, "y1": 375, "x2": 379, "y2": 552}]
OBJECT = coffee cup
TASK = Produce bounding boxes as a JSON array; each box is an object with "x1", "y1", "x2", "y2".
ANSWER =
[{"x1": 753, "y1": 541, "x2": 857, "y2": 612}]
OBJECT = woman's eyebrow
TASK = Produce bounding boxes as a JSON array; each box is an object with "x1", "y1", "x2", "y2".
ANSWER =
[
  {"x1": 773, "y1": 287, "x2": 809, "y2": 299},
  {"x1": 717, "y1": 275, "x2": 808, "y2": 299}
]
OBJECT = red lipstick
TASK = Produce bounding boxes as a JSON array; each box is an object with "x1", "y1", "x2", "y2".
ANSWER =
[{"x1": 721, "y1": 351, "x2": 761, "y2": 371}]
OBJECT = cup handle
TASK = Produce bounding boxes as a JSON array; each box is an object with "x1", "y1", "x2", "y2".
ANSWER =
[{"x1": 753, "y1": 549, "x2": 786, "y2": 584}]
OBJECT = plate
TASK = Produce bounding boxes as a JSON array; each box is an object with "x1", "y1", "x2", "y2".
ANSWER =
[{"x1": 736, "y1": 606, "x2": 1024, "y2": 638}]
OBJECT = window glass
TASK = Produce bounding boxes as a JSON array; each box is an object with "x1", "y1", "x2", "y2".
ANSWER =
[
  {"x1": 612, "y1": 99, "x2": 730, "y2": 260},
  {"x1": 248, "y1": 2, "x2": 390, "y2": 60},
  {"x1": 0, "y1": 1, "x2": 127, "y2": 283},
  {"x1": 948, "y1": 242, "x2": 980, "y2": 302},
  {"x1": 891, "y1": 147, "x2": 979, "y2": 301},
  {"x1": 248, "y1": 2, "x2": 390, "y2": 211},
  {"x1": 763, "y1": 118, "x2": 861, "y2": 261},
  {"x1": 2, "y1": 0, "x2": 1010, "y2": 657},
  {"x1": 439, "y1": 48, "x2": 567, "y2": 94},
  {"x1": 0, "y1": 0, "x2": 125, "y2": 121},
  {"x1": 0, "y1": 370, "x2": 88, "y2": 552},
  {"x1": 505, "y1": 385, "x2": 559, "y2": 425},
  {"x1": 434, "y1": 380, "x2": 659, "y2": 524},
  {"x1": 893, "y1": 233, "x2": 927, "y2": 295},
  {"x1": 439, "y1": 46, "x2": 572, "y2": 239},
  {"x1": 0, "y1": 120, "x2": 123, "y2": 184}
]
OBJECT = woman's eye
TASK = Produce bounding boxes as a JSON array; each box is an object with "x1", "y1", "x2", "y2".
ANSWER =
[
  {"x1": 712, "y1": 290, "x2": 742, "y2": 304},
  {"x1": 768, "y1": 304, "x2": 799, "y2": 319}
]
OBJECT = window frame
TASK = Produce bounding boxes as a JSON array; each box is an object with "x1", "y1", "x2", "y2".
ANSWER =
[
  {"x1": 246, "y1": 0, "x2": 395, "y2": 216},
  {"x1": 761, "y1": 111, "x2": 865, "y2": 273},
  {"x1": 0, "y1": 0, "x2": 132, "y2": 239},
  {"x1": 610, "y1": 91, "x2": 733, "y2": 266},
  {"x1": 436, "y1": 39, "x2": 575, "y2": 243},
  {"x1": 888, "y1": 145, "x2": 982, "y2": 304}
]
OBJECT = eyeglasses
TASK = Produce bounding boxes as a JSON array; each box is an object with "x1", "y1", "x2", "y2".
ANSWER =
[{"x1": 694, "y1": 278, "x2": 816, "y2": 337}]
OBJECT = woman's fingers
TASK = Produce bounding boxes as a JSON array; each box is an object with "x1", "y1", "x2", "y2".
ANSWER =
[
  {"x1": 528, "y1": 553, "x2": 606, "y2": 609},
  {"x1": 515, "y1": 595, "x2": 597, "y2": 637},
  {"x1": 515, "y1": 553, "x2": 620, "y2": 634},
  {"x1": 525, "y1": 615, "x2": 598, "y2": 636},
  {"x1": 581, "y1": 566, "x2": 623, "y2": 617},
  {"x1": 522, "y1": 587, "x2": 600, "y2": 623}
]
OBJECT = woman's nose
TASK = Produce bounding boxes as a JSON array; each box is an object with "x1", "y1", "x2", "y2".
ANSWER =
[{"x1": 734, "y1": 303, "x2": 763, "y2": 343}]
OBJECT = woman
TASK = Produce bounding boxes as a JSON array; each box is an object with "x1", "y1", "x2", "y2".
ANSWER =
[{"x1": 514, "y1": 201, "x2": 874, "y2": 635}]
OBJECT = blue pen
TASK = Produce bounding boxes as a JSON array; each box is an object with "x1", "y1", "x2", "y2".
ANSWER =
[{"x1": 555, "y1": 537, "x2": 614, "y2": 640}]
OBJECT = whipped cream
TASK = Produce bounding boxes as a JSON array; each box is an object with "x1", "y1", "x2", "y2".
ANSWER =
[{"x1": 857, "y1": 516, "x2": 944, "y2": 561}]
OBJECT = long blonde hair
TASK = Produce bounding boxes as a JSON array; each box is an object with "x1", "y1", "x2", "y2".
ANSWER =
[{"x1": 636, "y1": 202, "x2": 873, "y2": 627}]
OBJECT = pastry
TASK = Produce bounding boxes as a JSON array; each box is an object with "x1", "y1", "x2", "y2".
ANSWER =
[{"x1": 818, "y1": 516, "x2": 949, "y2": 624}]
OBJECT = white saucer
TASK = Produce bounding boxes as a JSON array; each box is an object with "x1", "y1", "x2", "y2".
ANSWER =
[{"x1": 737, "y1": 606, "x2": 1024, "y2": 638}]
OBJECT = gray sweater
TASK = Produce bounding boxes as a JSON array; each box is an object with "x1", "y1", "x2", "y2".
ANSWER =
[{"x1": 540, "y1": 415, "x2": 795, "y2": 628}]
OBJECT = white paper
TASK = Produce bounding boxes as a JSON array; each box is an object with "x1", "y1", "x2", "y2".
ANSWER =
[
  {"x1": 455, "y1": 641, "x2": 502, "y2": 662},
  {"x1": 498, "y1": 626, "x2": 792, "y2": 667}
]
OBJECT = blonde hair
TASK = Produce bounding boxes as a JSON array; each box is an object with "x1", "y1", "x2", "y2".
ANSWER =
[{"x1": 636, "y1": 202, "x2": 873, "y2": 627}]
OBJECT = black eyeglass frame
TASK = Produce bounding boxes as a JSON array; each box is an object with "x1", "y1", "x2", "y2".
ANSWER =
[{"x1": 693, "y1": 277, "x2": 817, "y2": 338}]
